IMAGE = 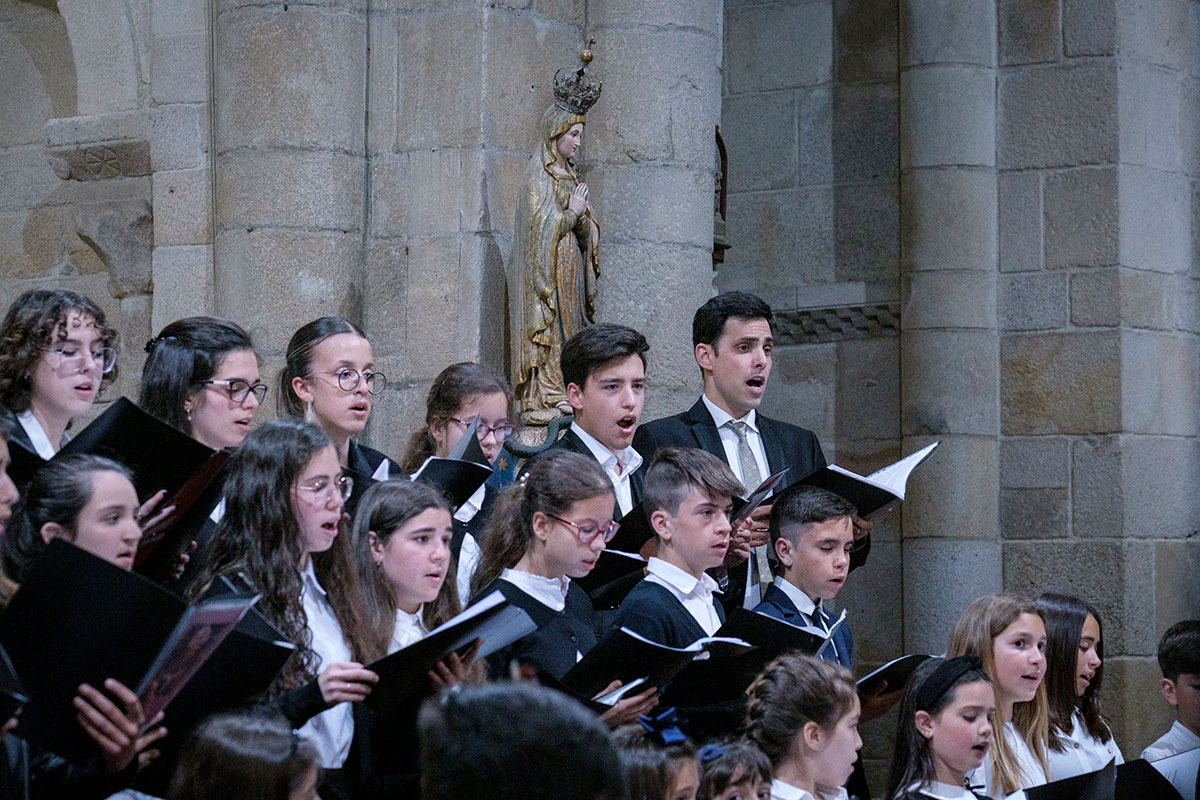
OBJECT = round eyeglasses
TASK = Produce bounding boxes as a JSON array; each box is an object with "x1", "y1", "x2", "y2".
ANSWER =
[
  {"x1": 296, "y1": 474, "x2": 354, "y2": 504},
  {"x1": 324, "y1": 368, "x2": 386, "y2": 395},
  {"x1": 44, "y1": 345, "x2": 116, "y2": 375},
  {"x1": 548, "y1": 513, "x2": 620, "y2": 546}
]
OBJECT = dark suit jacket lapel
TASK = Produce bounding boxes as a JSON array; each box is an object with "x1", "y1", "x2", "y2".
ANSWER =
[
  {"x1": 560, "y1": 429, "x2": 626, "y2": 521},
  {"x1": 684, "y1": 399, "x2": 726, "y2": 460},
  {"x1": 757, "y1": 414, "x2": 789, "y2": 482}
]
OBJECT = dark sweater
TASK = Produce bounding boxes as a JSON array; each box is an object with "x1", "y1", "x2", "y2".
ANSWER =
[
  {"x1": 482, "y1": 577, "x2": 600, "y2": 681},
  {"x1": 610, "y1": 579, "x2": 726, "y2": 649}
]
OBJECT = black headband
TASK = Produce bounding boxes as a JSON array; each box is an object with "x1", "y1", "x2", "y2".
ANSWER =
[{"x1": 916, "y1": 655, "x2": 983, "y2": 711}]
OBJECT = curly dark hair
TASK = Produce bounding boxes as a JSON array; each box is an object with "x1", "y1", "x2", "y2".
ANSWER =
[
  {"x1": 187, "y1": 419, "x2": 375, "y2": 695},
  {"x1": 0, "y1": 289, "x2": 118, "y2": 412}
]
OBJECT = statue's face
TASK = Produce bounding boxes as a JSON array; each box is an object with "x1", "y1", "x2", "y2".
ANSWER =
[{"x1": 556, "y1": 123, "x2": 584, "y2": 163}]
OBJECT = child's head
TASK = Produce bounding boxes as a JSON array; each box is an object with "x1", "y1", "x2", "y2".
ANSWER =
[
  {"x1": 140, "y1": 316, "x2": 261, "y2": 450},
  {"x1": 168, "y1": 712, "x2": 319, "y2": 800},
  {"x1": 612, "y1": 713, "x2": 699, "y2": 800},
  {"x1": 277, "y1": 317, "x2": 383, "y2": 441},
  {"x1": 0, "y1": 288, "x2": 117, "y2": 420},
  {"x1": 351, "y1": 479, "x2": 457, "y2": 653},
  {"x1": 643, "y1": 447, "x2": 744, "y2": 578},
  {"x1": 560, "y1": 323, "x2": 649, "y2": 453},
  {"x1": 1035, "y1": 593, "x2": 1112, "y2": 748},
  {"x1": 886, "y1": 656, "x2": 994, "y2": 798},
  {"x1": 697, "y1": 742, "x2": 772, "y2": 800},
  {"x1": 947, "y1": 594, "x2": 1049, "y2": 796},
  {"x1": 6, "y1": 454, "x2": 139, "y2": 580},
  {"x1": 1157, "y1": 619, "x2": 1200, "y2": 733},
  {"x1": 418, "y1": 683, "x2": 625, "y2": 800},
  {"x1": 745, "y1": 654, "x2": 860, "y2": 793},
  {"x1": 471, "y1": 450, "x2": 614, "y2": 596},
  {"x1": 403, "y1": 362, "x2": 515, "y2": 471},
  {"x1": 768, "y1": 485, "x2": 856, "y2": 602}
]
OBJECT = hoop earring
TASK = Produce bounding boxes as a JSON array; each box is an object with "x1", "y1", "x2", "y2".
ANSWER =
[{"x1": 305, "y1": 398, "x2": 313, "y2": 423}]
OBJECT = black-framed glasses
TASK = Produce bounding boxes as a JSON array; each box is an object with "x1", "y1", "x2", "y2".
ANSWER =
[
  {"x1": 449, "y1": 416, "x2": 515, "y2": 442},
  {"x1": 200, "y1": 379, "x2": 268, "y2": 404},
  {"x1": 325, "y1": 368, "x2": 386, "y2": 395},
  {"x1": 44, "y1": 345, "x2": 116, "y2": 374},
  {"x1": 548, "y1": 513, "x2": 619, "y2": 546},
  {"x1": 297, "y1": 474, "x2": 353, "y2": 503}
]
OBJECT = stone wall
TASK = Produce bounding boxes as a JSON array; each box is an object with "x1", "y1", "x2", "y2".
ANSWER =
[
  {"x1": 719, "y1": 0, "x2": 904, "y2": 784},
  {"x1": 720, "y1": 0, "x2": 1200, "y2": 781}
]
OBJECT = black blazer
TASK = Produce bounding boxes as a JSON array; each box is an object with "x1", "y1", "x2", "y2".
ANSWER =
[
  {"x1": 347, "y1": 440, "x2": 401, "y2": 482},
  {"x1": 633, "y1": 398, "x2": 869, "y2": 609},
  {"x1": 754, "y1": 581, "x2": 854, "y2": 668},
  {"x1": 610, "y1": 579, "x2": 726, "y2": 649},
  {"x1": 450, "y1": 483, "x2": 499, "y2": 564},
  {"x1": 525, "y1": 427, "x2": 644, "y2": 521},
  {"x1": 0, "y1": 406, "x2": 37, "y2": 460}
]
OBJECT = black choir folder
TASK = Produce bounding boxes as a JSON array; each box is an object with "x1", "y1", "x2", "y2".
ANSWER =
[
  {"x1": 411, "y1": 417, "x2": 493, "y2": 509},
  {"x1": 6, "y1": 397, "x2": 230, "y2": 585},
  {"x1": 856, "y1": 653, "x2": 934, "y2": 696},
  {"x1": 363, "y1": 590, "x2": 536, "y2": 712},
  {"x1": 798, "y1": 441, "x2": 939, "y2": 518},
  {"x1": 1019, "y1": 757, "x2": 1188, "y2": 800},
  {"x1": 0, "y1": 541, "x2": 253, "y2": 764},
  {"x1": 0, "y1": 642, "x2": 27, "y2": 723},
  {"x1": 564, "y1": 607, "x2": 840, "y2": 704}
]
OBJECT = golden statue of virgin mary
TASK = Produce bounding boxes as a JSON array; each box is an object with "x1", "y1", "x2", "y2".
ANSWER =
[{"x1": 511, "y1": 48, "x2": 602, "y2": 424}]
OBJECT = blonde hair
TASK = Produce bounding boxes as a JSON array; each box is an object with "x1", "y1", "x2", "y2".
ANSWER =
[{"x1": 947, "y1": 594, "x2": 1050, "y2": 796}]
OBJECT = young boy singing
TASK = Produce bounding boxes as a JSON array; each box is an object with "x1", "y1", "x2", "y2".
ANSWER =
[{"x1": 612, "y1": 447, "x2": 744, "y2": 647}]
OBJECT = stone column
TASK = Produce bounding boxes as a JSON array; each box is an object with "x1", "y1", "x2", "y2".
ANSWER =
[
  {"x1": 212, "y1": 0, "x2": 368, "y2": 358},
  {"x1": 898, "y1": 0, "x2": 1002, "y2": 653},
  {"x1": 586, "y1": 0, "x2": 724, "y2": 418}
]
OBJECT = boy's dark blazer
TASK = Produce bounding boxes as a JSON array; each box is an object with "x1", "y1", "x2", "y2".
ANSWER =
[
  {"x1": 633, "y1": 397, "x2": 869, "y2": 609},
  {"x1": 524, "y1": 427, "x2": 644, "y2": 521},
  {"x1": 754, "y1": 581, "x2": 854, "y2": 669}
]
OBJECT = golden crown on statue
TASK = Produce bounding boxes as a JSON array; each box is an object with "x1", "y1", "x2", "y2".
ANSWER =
[{"x1": 553, "y1": 42, "x2": 603, "y2": 115}]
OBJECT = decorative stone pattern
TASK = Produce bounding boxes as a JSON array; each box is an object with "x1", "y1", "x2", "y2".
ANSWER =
[
  {"x1": 773, "y1": 302, "x2": 901, "y2": 344},
  {"x1": 45, "y1": 139, "x2": 152, "y2": 181}
]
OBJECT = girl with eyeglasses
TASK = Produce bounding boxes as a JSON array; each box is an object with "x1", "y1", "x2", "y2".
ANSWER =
[
  {"x1": 0, "y1": 289, "x2": 118, "y2": 463},
  {"x1": 277, "y1": 318, "x2": 398, "y2": 485},
  {"x1": 470, "y1": 450, "x2": 657, "y2": 726},
  {"x1": 188, "y1": 419, "x2": 378, "y2": 800},
  {"x1": 140, "y1": 317, "x2": 264, "y2": 452},
  {"x1": 401, "y1": 362, "x2": 516, "y2": 603}
]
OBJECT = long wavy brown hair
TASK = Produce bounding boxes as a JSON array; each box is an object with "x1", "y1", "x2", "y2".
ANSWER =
[
  {"x1": 187, "y1": 419, "x2": 375, "y2": 696},
  {"x1": 0, "y1": 289, "x2": 118, "y2": 412}
]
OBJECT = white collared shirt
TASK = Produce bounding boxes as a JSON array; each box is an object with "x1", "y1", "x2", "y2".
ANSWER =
[
  {"x1": 1046, "y1": 709, "x2": 1123, "y2": 780},
  {"x1": 454, "y1": 484, "x2": 487, "y2": 524},
  {"x1": 17, "y1": 409, "x2": 62, "y2": 459},
  {"x1": 569, "y1": 422, "x2": 643, "y2": 515},
  {"x1": 644, "y1": 557, "x2": 723, "y2": 636},
  {"x1": 701, "y1": 395, "x2": 773, "y2": 608},
  {"x1": 453, "y1": 484, "x2": 489, "y2": 603},
  {"x1": 500, "y1": 568, "x2": 570, "y2": 612},
  {"x1": 388, "y1": 606, "x2": 428, "y2": 654},
  {"x1": 1142, "y1": 719, "x2": 1200, "y2": 762},
  {"x1": 768, "y1": 779, "x2": 847, "y2": 800},
  {"x1": 910, "y1": 781, "x2": 979, "y2": 799},
  {"x1": 298, "y1": 560, "x2": 355, "y2": 769},
  {"x1": 771, "y1": 576, "x2": 843, "y2": 663},
  {"x1": 702, "y1": 394, "x2": 769, "y2": 487},
  {"x1": 966, "y1": 721, "x2": 1048, "y2": 798}
]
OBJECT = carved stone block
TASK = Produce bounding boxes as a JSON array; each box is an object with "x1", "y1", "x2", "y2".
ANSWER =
[{"x1": 45, "y1": 139, "x2": 152, "y2": 181}]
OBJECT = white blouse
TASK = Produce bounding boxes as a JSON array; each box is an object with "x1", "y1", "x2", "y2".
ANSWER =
[
  {"x1": 388, "y1": 606, "x2": 428, "y2": 654},
  {"x1": 1046, "y1": 709, "x2": 1123, "y2": 780},
  {"x1": 298, "y1": 561, "x2": 355, "y2": 769},
  {"x1": 966, "y1": 721, "x2": 1048, "y2": 798}
]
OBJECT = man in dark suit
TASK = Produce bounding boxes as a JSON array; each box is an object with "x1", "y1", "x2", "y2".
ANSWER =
[
  {"x1": 531, "y1": 323, "x2": 649, "y2": 521},
  {"x1": 633, "y1": 292, "x2": 870, "y2": 611}
]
